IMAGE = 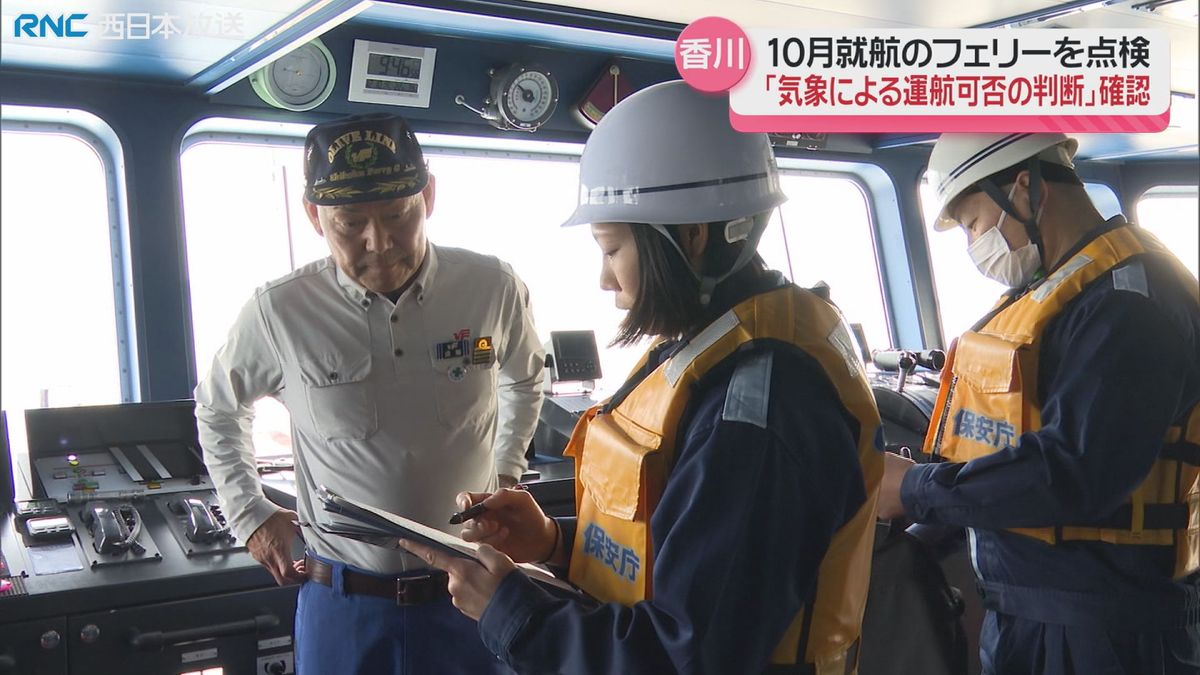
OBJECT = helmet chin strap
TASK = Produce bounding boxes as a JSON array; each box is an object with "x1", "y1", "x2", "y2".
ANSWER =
[
  {"x1": 978, "y1": 157, "x2": 1046, "y2": 265},
  {"x1": 649, "y1": 211, "x2": 772, "y2": 307}
]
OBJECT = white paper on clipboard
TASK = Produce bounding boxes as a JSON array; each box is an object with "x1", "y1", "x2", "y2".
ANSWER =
[{"x1": 315, "y1": 486, "x2": 578, "y2": 595}]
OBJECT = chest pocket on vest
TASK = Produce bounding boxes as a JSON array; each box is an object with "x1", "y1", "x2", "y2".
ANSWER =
[
  {"x1": 573, "y1": 415, "x2": 663, "y2": 605},
  {"x1": 298, "y1": 354, "x2": 378, "y2": 441},
  {"x1": 946, "y1": 332, "x2": 1028, "y2": 457}
]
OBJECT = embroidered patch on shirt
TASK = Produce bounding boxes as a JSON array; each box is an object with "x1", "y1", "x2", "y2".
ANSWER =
[
  {"x1": 471, "y1": 336, "x2": 495, "y2": 366},
  {"x1": 435, "y1": 339, "x2": 470, "y2": 360}
]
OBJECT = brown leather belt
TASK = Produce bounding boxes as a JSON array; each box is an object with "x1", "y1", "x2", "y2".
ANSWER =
[{"x1": 304, "y1": 556, "x2": 449, "y2": 606}]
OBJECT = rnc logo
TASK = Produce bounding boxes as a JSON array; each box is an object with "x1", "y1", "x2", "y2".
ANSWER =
[{"x1": 13, "y1": 13, "x2": 89, "y2": 38}]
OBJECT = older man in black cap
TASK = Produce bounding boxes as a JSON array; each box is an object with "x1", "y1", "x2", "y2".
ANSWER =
[{"x1": 195, "y1": 113, "x2": 545, "y2": 674}]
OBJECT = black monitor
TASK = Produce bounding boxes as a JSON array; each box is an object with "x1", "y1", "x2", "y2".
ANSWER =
[{"x1": 549, "y1": 330, "x2": 602, "y2": 382}]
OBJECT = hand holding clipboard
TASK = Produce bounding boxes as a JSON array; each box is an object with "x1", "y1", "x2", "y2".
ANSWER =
[{"x1": 313, "y1": 485, "x2": 577, "y2": 594}]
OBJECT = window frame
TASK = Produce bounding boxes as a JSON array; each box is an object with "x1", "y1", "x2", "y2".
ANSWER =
[
  {"x1": 777, "y1": 156, "x2": 922, "y2": 349},
  {"x1": 772, "y1": 164, "x2": 896, "y2": 350},
  {"x1": 1, "y1": 106, "x2": 138, "y2": 402},
  {"x1": 1135, "y1": 183, "x2": 1200, "y2": 278},
  {"x1": 1137, "y1": 183, "x2": 1200, "y2": 200}
]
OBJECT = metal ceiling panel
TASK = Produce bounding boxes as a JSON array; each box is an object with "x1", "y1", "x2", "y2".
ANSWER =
[
  {"x1": 1074, "y1": 93, "x2": 1199, "y2": 158},
  {"x1": 1048, "y1": 5, "x2": 1198, "y2": 94},
  {"x1": 516, "y1": 0, "x2": 1078, "y2": 29},
  {"x1": 0, "y1": 0, "x2": 329, "y2": 82},
  {"x1": 760, "y1": 0, "x2": 1070, "y2": 28},
  {"x1": 352, "y1": 2, "x2": 675, "y2": 58}
]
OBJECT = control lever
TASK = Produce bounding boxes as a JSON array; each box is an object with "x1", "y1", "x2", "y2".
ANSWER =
[
  {"x1": 872, "y1": 350, "x2": 917, "y2": 394},
  {"x1": 81, "y1": 502, "x2": 143, "y2": 554},
  {"x1": 82, "y1": 503, "x2": 128, "y2": 554},
  {"x1": 171, "y1": 497, "x2": 227, "y2": 543},
  {"x1": 872, "y1": 348, "x2": 946, "y2": 394},
  {"x1": 128, "y1": 613, "x2": 279, "y2": 651}
]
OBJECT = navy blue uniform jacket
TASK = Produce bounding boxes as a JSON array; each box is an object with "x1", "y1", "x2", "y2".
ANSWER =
[
  {"x1": 902, "y1": 219, "x2": 1200, "y2": 635},
  {"x1": 477, "y1": 283, "x2": 873, "y2": 675}
]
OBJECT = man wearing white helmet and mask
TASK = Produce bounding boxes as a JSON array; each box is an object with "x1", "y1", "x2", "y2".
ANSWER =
[
  {"x1": 401, "y1": 80, "x2": 884, "y2": 674},
  {"x1": 878, "y1": 132, "x2": 1200, "y2": 674}
]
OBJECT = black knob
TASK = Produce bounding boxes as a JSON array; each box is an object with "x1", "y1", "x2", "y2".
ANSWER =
[{"x1": 266, "y1": 660, "x2": 287, "y2": 674}]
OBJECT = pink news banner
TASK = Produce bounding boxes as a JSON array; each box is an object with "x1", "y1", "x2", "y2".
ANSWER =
[{"x1": 674, "y1": 17, "x2": 1173, "y2": 133}]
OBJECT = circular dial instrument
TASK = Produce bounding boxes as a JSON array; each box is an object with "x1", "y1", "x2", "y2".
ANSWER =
[
  {"x1": 250, "y1": 39, "x2": 336, "y2": 112},
  {"x1": 495, "y1": 65, "x2": 558, "y2": 131}
]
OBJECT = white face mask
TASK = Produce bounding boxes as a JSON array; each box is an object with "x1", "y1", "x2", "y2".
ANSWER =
[{"x1": 966, "y1": 184, "x2": 1043, "y2": 288}]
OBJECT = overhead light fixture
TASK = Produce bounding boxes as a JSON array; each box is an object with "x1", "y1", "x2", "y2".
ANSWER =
[
  {"x1": 1011, "y1": 0, "x2": 1123, "y2": 27},
  {"x1": 973, "y1": 0, "x2": 1124, "y2": 28},
  {"x1": 1131, "y1": 0, "x2": 1198, "y2": 22}
]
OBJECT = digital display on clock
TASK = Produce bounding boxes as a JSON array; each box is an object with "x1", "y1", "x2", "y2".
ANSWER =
[
  {"x1": 349, "y1": 40, "x2": 435, "y2": 108},
  {"x1": 365, "y1": 79, "x2": 420, "y2": 94},
  {"x1": 367, "y1": 53, "x2": 422, "y2": 79}
]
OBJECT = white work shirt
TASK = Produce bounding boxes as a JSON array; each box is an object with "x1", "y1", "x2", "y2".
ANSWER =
[{"x1": 195, "y1": 244, "x2": 545, "y2": 573}]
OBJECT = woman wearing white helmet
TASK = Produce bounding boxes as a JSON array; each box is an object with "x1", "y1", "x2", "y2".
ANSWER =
[
  {"x1": 402, "y1": 80, "x2": 885, "y2": 675},
  {"x1": 878, "y1": 132, "x2": 1200, "y2": 674}
]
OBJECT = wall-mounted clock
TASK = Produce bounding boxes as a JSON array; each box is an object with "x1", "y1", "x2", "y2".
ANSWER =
[{"x1": 250, "y1": 39, "x2": 337, "y2": 112}]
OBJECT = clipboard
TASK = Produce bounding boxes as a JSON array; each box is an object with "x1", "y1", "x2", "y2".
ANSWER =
[{"x1": 315, "y1": 486, "x2": 578, "y2": 594}]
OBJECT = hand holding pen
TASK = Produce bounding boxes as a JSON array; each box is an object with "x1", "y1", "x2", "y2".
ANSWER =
[
  {"x1": 451, "y1": 485, "x2": 562, "y2": 565},
  {"x1": 448, "y1": 483, "x2": 528, "y2": 524}
]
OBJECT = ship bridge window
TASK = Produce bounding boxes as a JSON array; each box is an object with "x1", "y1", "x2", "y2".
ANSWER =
[
  {"x1": 1, "y1": 127, "x2": 126, "y2": 414},
  {"x1": 1138, "y1": 185, "x2": 1199, "y2": 279},
  {"x1": 758, "y1": 173, "x2": 889, "y2": 353},
  {"x1": 181, "y1": 136, "x2": 316, "y2": 460}
]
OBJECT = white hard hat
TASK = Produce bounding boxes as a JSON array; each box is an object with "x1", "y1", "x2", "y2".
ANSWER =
[
  {"x1": 561, "y1": 80, "x2": 786, "y2": 228},
  {"x1": 927, "y1": 133, "x2": 1078, "y2": 231}
]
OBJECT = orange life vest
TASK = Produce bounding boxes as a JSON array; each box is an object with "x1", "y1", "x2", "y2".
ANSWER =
[
  {"x1": 924, "y1": 225, "x2": 1200, "y2": 578},
  {"x1": 565, "y1": 286, "x2": 883, "y2": 674}
]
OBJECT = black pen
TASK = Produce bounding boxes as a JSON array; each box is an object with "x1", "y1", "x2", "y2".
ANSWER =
[
  {"x1": 448, "y1": 502, "x2": 488, "y2": 525},
  {"x1": 448, "y1": 484, "x2": 527, "y2": 524}
]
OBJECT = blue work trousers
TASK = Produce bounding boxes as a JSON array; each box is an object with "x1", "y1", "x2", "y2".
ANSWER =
[
  {"x1": 980, "y1": 610, "x2": 1200, "y2": 675},
  {"x1": 295, "y1": 552, "x2": 511, "y2": 675}
]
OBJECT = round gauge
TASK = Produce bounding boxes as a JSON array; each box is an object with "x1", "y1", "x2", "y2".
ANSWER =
[
  {"x1": 494, "y1": 65, "x2": 558, "y2": 131},
  {"x1": 250, "y1": 39, "x2": 336, "y2": 112}
]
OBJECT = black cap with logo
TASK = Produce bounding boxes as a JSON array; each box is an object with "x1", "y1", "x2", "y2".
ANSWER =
[{"x1": 304, "y1": 113, "x2": 429, "y2": 206}]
